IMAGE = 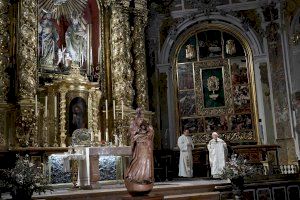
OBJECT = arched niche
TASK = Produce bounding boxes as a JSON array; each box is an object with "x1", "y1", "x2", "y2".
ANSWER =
[
  {"x1": 158, "y1": 13, "x2": 267, "y2": 148},
  {"x1": 38, "y1": 0, "x2": 101, "y2": 79},
  {"x1": 68, "y1": 97, "x2": 88, "y2": 138}
]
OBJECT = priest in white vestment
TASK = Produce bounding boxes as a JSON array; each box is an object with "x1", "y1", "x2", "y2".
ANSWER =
[
  {"x1": 207, "y1": 132, "x2": 227, "y2": 178},
  {"x1": 178, "y1": 129, "x2": 194, "y2": 177}
]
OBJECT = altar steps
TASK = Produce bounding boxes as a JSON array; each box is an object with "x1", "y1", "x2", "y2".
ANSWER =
[{"x1": 32, "y1": 179, "x2": 228, "y2": 200}]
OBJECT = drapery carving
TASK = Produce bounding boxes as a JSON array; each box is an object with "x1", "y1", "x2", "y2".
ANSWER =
[
  {"x1": 133, "y1": 1, "x2": 149, "y2": 110},
  {"x1": 111, "y1": 2, "x2": 134, "y2": 107},
  {"x1": 18, "y1": 0, "x2": 37, "y2": 102},
  {"x1": 0, "y1": 0, "x2": 10, "y2": 102}
]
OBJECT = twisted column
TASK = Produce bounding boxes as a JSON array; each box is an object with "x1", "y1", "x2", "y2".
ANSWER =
[
  {"x1": 111, "y1": 1, "x2": 134, "y2": 107},
  {"x1": 0, "y1": 0, "x2": 10, "y2": 103},
  {"x1": 59, "y1": 88, "x2": 67, "y2": 147},
  {"x1": 133, "y1": 1, "x2": 148, "y2": 110},
  {"x1": 18, "y1": 0, "x2": 37, "y2": 102}
]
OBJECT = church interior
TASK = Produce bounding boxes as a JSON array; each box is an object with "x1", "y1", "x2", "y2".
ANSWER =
[{"x1": 1, "y1": 0, "x2": 300, "y2": 199}]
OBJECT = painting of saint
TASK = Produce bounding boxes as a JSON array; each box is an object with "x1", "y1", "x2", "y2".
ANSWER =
[{"x1": 68, "y1": 97, "x2": 88, "y2": 137}]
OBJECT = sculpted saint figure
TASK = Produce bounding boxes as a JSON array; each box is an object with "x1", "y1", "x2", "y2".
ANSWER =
[
  {"x1": 178, "y1": 129, "x2": 194, "y2": 177},
  {"x1": 125, "y1": 108, "x2": 154, "y2": 196},
  {"x1": 207, "y1": 132, "x2": 227, "y2": 178},
  {"x1": 65, "y1": 12, "x2": 87, "y2": 66},
  {"x1": 39, "y1": 12, "x2": 59, "y2": 69}
]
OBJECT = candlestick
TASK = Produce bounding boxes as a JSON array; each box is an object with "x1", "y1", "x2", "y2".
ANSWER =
[
  {"x1": 35, "y1": 95, "x2": 38, "y2": 116},
  {"x1": 54, "y1": 95, "x2": 57, "y2": 118},
  {"x1": 121, "y1": 100, "x2": 124, "y2": 120},
  {"x1": 91, "y1": 129, "x2": 94, "y2": 142},
  {"x1": 45, "y1": 96, "x2": 48, "y2": 117},
  {"x1": 105, "y1": 99, "x2": 108, "y2": 119},
  {"x1": 105, "y1": 128, "x2": 109, "y2": 143},
  {"x1": 113, "y1": 100, "x2": 116, "y2": 120}
]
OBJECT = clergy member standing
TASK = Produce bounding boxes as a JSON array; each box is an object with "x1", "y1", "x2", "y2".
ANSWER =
[
  {"x1": 178, "y1": 129, "x2": 194, "y2": 177},
  {"x1": 207, "y1": 132, "x2": 227, "y2": 178}
]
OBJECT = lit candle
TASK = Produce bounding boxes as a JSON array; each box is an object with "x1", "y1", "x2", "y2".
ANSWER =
[
  {"x1": 105, "y1": 128, "x2": 109, "y2": 142},
  {"x1": 113, "y1": 100, "x2": 116, "y2": 120},
  {"x1": 54, "y1": 95, "x2": 57, "y2": 118},
  {"x1": 91, "y1": 130, "x2": 94, "y2": 142},
  {"x1": 45, "y1": 96, "x2": 48, "y2": 117},
  {"x1": 35, "y1": 95, "x2": 38, "y2": 116},
  {"x1": 105, "y1": 99, "x2": 108, "y2": 120},
  {"x1": 121, "y1": 100, "x2": 124, "y2": 120}
]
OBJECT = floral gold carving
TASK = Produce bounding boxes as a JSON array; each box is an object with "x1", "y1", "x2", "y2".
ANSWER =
[
  {"x1": 59, "y1": 88, "x2": 67, "y2": 147},
  {"x1": 111, "y1": 3, "x2": 134, "y2": 106},
  {"x1": 15, "y1": 107, "x2": 36, "y2": 147},
  {"x1": 0, "y1": 0, "x2": 10, "y2": 102},
  {"x1": 133, "y1": 7, "x2": 149, "y2": 110},
  {"x1": 18, "y1": 0, "x2": 37, "y2": 102}
]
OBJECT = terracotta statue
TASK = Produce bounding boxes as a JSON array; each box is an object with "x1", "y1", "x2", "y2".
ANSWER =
[{"x1": 125, "y1": 108, "x2": 154, "y2": 196}]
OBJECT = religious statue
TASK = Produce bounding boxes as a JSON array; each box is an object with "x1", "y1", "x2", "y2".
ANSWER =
[
  {"x1": 65, "y1": 11, "x2": 87, "y2": 67},
  {"x1": 226, "y1": 39, "x2": 236, "y2": 55},
  {"x1": 178, "y1": 129, "x2": 194, "y2": 177},
  {"x1": 207, "y1": 132, "x2": 227, "y2": 178},
  {"x1": 124, "y1": 108, "x2": 154, "y2": 196},
  {"x1": 69, "y1": 98, "x2": 87, "y2": 138},
  {"x1": 185, "y1": 44, "x2": 196, "y2": 59},
  {"x1": 38, "y1": 11, "x2": 59, "y2": 69}
]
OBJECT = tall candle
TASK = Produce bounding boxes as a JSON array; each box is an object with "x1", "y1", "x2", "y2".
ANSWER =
[
  {"x1": 35, "y1": 95, "x2": 38, "y2": 116},
  {"x1": 121, "y1": 100, "x2": 124, "y2": 120},
  {"x1": 45, "y1": 96, "x2": 48, "y2": 117},
  {"x1": 113, "y1": 100, "x2": 116, "y2": 120},
  {"x1": 54, "y1": 95, "x2": 57, "y2": 118},
  {"x1": 105, "y1": 99, "x2": 108, "y2": 120},
  {"x1": 105, "y1": 128, "x2": 109, "y2": 142},
  {"x1": 91, "y1": 130, "x2": 94, "y2": 142}
]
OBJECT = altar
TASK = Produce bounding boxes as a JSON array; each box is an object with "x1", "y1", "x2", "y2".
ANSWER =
[{"x1": 58, "y1": 146, "x2": 131, "y2": 188}]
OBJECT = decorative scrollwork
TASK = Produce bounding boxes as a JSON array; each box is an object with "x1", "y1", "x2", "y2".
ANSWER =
[
  {"x1": 133, "y1": 6, "x2": 149, "y2": 110},
  {"x1": 16, "y1": 107, "x2": 36, "y2": 147},
  {"x1": 19, "y1": 0, "x2": 37, "y2": 101},
  {"x1": 111, "y1": 4, "x2": 134, "y2": 107}
]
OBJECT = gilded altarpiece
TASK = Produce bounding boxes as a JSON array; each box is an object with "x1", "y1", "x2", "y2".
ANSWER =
[{"x1": 177, "y1": 30, "x2": 256, "y2": 146}]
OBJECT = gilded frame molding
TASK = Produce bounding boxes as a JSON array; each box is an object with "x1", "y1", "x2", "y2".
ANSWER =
[{"x1": 194, "y1": 59, "x2": 234, "y2": 116}]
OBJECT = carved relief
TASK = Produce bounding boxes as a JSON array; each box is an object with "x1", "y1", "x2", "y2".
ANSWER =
[
  {"x1": 111, "y1": 3, "x2": 134, "y2": 106},
  {"x1": 0, "y1": 0, "x2": 10, "y2": 102},
  {"x1": 133, "y1": 9, "x2": 149, "y2": 110},
  {"x1": 18, "y1": 0, "x2": 37, "y2": 101}
]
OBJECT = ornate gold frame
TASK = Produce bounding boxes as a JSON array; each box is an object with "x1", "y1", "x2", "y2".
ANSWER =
[
  {"x1": 172, "y1": 23, "x2": 259, "y2": 144},
  {"x1": 194, "y1": 59, "x2": 234, "y2": 116}
]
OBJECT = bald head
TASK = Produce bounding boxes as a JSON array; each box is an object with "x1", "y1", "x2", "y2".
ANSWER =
[{"x1": 212, "y1": 132, "x2": 218, "y2": 139}]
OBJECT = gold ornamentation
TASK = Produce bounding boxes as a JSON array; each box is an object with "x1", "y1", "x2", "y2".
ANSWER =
[
  {"x1": 133, "y1": 8, "x2": 148, "y2": 110},
  {"x1": 192, "y1": 131, "x2": 254, "y2": 144},
  {"x1": 0, "y1": 0, "x2": 10, "y2": 102},
  {"x1": 59, "y1": 88, "x2": 67, "y2": 147},
  {"x1": 92, "y1": 90, "x2": 101, "y2": 139},
  {"x1": 194, "y1": 59, "x2": 234, "y2": 116},
  {"x1": 111, "y1": 4, "x2": 134, "y2": 106},
  {"x1": 19, "y1": 0, "x2": 37, "y2": 102},
  {"x1": 15, "y1": 107, "x2": 36, "y2": 147},
  {"x1": 207, "y1": 75, "x2": 220, "y2": 100}
]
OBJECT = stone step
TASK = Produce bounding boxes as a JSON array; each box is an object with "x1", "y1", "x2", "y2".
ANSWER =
[{"x1": 164, "y1": 192, "x2": 220, "y2": 200}]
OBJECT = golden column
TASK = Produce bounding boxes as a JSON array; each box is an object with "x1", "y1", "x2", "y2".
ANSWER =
[
  {"x1": 59, "y1": 88, "x2": 67, "y2": 147},
  {"x1": 133, "y1": 0, "x2": 149, "y2": 110},
  {"x1": 111, "y1": 0, "x2": 134, "y2": 107},
  {"x1": 18, "y1": 0, "x2": 37, "y2": 102},
  {"x1": 15, "y1": 0, "x2": 38, "y2": 147},
  {"x1": 0, "y1": 0, "x2": 10, "y2": 103}
]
